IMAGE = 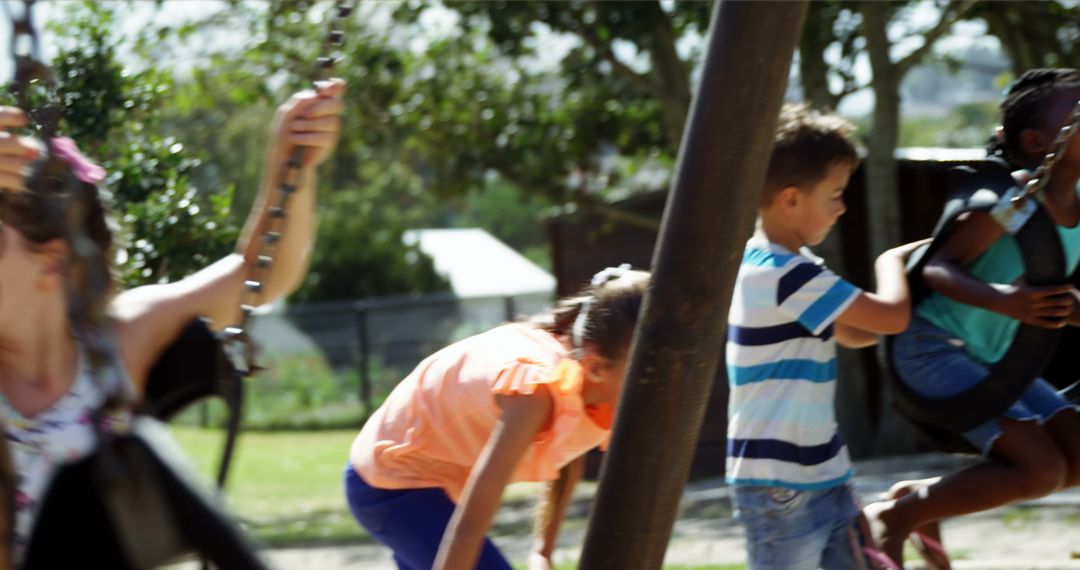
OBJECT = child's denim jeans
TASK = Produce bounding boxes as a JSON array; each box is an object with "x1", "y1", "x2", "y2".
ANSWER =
[
  {"x1": 732, "y1": 483, "x2": 870, "y2": 570},
  {"x1": 891, "y1": 316, "x2": 1077, "y2": 455}
]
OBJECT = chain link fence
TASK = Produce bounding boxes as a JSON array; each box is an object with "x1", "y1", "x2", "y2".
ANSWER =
[{"x1": 236, "y1": 291, "x2": 553, "y2": 429}]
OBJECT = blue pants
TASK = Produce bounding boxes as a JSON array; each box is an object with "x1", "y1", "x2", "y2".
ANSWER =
[
  {"x1": 343, "y1": 464, "x2": 512, "y2": 570},
  {"x1": 733, "y1": 483, "x2": 870, "y2": 570},
  {"x1": 892, "y1": 316, "x2": 1077, "y2": 455}
]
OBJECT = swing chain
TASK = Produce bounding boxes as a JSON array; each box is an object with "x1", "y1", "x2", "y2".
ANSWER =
[
  {"x1": 4, "y1": 0, "x2": 59, "y2": 138},
  {"x1": 220, "y1": 1, "x2": 354, "y2": 375},
  {"x1": 1012, "y1": 98, "x2": 1080, "y2": 207},
  {"x1": 6, "y1": 0, "x2": 123, "y2": 396}
]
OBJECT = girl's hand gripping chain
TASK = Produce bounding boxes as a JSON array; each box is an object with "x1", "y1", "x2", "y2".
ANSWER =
[{"x1": 0, "y1": 107, "x2": 40, "y2": 193}]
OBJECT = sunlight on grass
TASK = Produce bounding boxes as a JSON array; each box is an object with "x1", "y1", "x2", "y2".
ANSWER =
[
  {"x1": 172, "y1": 427, "x2": 564, "y2": 546},
  {"x1": 172, "y1": 427, "x2": 364, "y2": 546},
  {"x1": 1000, "y1": 505, "x2": 1038, "y2": 528},
  {"x1": 170, "y1": 426, "x2": 735, "y2": 562}
]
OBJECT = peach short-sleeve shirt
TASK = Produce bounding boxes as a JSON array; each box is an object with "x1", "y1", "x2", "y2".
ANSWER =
[{"x1": 349, "y1": 323, "x2": 611, "y2": 501}]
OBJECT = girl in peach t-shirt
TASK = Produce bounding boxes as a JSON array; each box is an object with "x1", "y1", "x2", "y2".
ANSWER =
[{"x1": 345, "y1": 267, "x2": 648, "y2": 570}]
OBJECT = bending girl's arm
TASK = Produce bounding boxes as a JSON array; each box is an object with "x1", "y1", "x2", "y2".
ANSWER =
[
  {"x1": 528, "y1": 456, "x2": 584, "y2": 570},
  {"x1": 922, "y1": 212, "x2": 1073, "y2": 327},
  {"x1": 835, "y1": 238, "x2": 931, "y2": 335},
  {"x1": 435, "y1": 390, "x2": 554, "y2": 570}
]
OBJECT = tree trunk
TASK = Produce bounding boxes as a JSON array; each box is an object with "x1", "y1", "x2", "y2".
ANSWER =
[
  {"x1": 578, "y1": 2, "x2": 808, "y2": 566},
  {"x1": 645, "y1": 1, "x2": 692, "y2": 152},
  {"x1": 860, "y1": 1, "x2": 902, "y2": 258},
  {"x1": 859, "y1": 1, "x2": 921, "y2": 454},
  {"x1": 979, "y1": 3, "x2": 1073, "y2": 77},
  {"x1": 795, "y1": 2, "x2": 879, "y2": 454},
  {"x1": 980, "y1": 8, "x2": 1040, "y2": 76},
  {"x1": 799, "y1": 2, "x2": 838, "y2": 111}
]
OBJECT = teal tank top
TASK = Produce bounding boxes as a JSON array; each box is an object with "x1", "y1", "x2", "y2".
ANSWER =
[{"x1": 917, "y1": 188, "x2": 1080, "y2": 364}]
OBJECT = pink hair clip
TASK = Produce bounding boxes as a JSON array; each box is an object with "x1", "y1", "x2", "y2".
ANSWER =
[{"x1": 50, "y1": 137, "x2": 106, "y2": 184}]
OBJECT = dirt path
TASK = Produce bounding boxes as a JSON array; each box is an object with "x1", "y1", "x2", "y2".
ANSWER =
[{"x1": 257, "y1": 454, "x2": 1080, "y2": 569}]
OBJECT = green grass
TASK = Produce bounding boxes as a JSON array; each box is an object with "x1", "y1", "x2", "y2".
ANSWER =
[
  {"x1": 172, "y1": 427, "x2": 587, "y2": 547},
  {"x1": 172, "y1": 426, "x2": 745, "y2": 570},
  {"x1": 172, "y1": 426, "x2": 365, "y2": 547},
  {"x1": 1000, "y1": 505, "x2": 1038, "y2": 528}
]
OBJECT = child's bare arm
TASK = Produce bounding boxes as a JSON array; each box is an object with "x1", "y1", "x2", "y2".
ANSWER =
[
  {"x1": 0, "y1": 107, "x2": 39, "y2": 192},
  {"x1": 835, "y1": 238, "x2": 931, "y2": 335},
  {"x1": 924, "y1": 212, "x2": 1074, "y2": 328},
  {"x1": 528, "y1": 456, "x2": 584, "y2": 570},
  {"x1": 834, "y1": 323, "x2": 880, "y2": 348},
  {"x1": 435, "y1": 390, "x2": 554, "y2": 570}
]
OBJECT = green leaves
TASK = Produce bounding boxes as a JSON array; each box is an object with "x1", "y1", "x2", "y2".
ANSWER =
[{"x1": 42, "y1": 1, "x2": 240, "y2": 287}]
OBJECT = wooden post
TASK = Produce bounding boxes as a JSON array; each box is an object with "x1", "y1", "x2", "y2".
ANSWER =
[{"x1": 578, "y1": 2, "x2": 808, "y2": 568}]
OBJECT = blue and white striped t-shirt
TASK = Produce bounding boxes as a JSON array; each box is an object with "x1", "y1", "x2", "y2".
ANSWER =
[{"x1": 725, "y1": 237, "x2": 862, "y2": 490}]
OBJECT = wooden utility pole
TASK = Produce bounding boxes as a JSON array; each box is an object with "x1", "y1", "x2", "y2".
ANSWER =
[{"x1": 578, "y1": 2, "x2": 808, "y2": 568}]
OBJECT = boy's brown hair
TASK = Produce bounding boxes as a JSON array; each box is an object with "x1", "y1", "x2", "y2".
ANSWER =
[{"x1": 761, "y1": 103, "x2": 859, "y2": 207}]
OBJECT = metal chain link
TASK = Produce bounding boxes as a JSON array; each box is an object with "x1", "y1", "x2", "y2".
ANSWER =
[
  {"x1": 1011, "y1": 99, "x2": 1080, "y2": 206},
  {"x1": 6, "y1": 0, "x2": 125, "y2": 404},
  {"x1": 4, "y1": 0, "x2": 58, "y2": 136},
  {"x1": 221, "y1": 1, "x2": 355, "y2": 375},
  {"x1": 6, "y1": 0, "x2": 355, "y2": 396}
]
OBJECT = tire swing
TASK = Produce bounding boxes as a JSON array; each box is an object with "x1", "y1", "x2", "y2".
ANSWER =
[
  {"x1": 0, "y1": 2, "x2": 355, "y2": 568},
  {"x1": 884, "y1": 104, "x2": 1080, "y2": 452}
]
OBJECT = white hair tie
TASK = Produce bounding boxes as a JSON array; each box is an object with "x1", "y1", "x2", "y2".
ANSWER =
[{"x1": 571, "y1": 263, "x2": 632, "y2": 359}]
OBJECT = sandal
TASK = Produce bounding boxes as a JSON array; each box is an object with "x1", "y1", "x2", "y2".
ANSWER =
[{"x1": 909, "y1": 528, "x2": 950, "y2": 570}]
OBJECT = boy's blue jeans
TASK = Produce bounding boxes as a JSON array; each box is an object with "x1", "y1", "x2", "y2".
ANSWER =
[
  {"x1": 344, "y1": 463, "x2": 512, "y2": 570},
  {"x1": 732, "y1": 483, "x2": 870, "y2": 570}
]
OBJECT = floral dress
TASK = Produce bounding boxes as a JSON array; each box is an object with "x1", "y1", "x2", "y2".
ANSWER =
[{"x1": 0, "y1": 352, "x2": 129, "y2": 561}]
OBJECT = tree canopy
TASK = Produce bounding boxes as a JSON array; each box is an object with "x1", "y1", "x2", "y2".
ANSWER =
[{"x1": 16, "y1": 0, "x2": 1079, "y2": 302}]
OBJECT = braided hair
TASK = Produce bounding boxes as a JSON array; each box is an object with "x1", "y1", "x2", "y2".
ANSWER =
[{"x1": 999, "y1": 68, "x2": 1080, "y2": 166}]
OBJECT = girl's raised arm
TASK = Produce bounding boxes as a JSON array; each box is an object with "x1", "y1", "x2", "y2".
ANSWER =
[{"x1": 114, "y1": 80, "x2": 345, "y2": 388}]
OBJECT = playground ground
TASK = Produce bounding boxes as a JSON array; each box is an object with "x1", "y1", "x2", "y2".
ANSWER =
[{"x1": 250, "y1": 453, "x2": 1080, "y2": 569}]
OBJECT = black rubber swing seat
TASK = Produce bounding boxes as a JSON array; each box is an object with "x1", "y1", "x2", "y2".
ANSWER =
[
  {"x1": 885, "y1": 157, "x2": 1078, "y2": 448},
  {"x1": 143, "y1": 317, "x2": 243, "y2": 422},
  {"x1": 24, "y1": 418, "x2": 268, "y2": 569},
  {"x1": 21, "y1": 319, "x2": 264, "y2": 569}
]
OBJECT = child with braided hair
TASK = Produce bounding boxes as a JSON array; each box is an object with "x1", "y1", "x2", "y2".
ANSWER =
[
  {"x1": 346, "y1": 265, "x2": 649, "y2": 570},
  {"x1": 864, "y1": 68, "x2": 1080, "y2": 568}
]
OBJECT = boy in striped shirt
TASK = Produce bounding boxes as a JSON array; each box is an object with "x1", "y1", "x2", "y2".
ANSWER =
[{"x1": 726, "y1": 104, "x2": 925, "y2": 569}]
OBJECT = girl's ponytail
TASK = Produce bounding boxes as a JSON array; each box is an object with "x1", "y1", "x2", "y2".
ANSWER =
[{"x1": 534, "y1": 265, "x2": 650, "y2": 360}]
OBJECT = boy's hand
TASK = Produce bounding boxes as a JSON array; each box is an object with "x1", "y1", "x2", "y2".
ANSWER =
[
  {"x1": 270, "y1": 78, "x2": 345, "y2": 169},
  {"x1": 992, "y1": 282, "x2": 1075, "y2": 328},
  {"x1": 879, "y1": 238, "x2": 933, "y2": 262},
  {"x1": 0, "y1": 107, "x2": 41, "y2": 192}
]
